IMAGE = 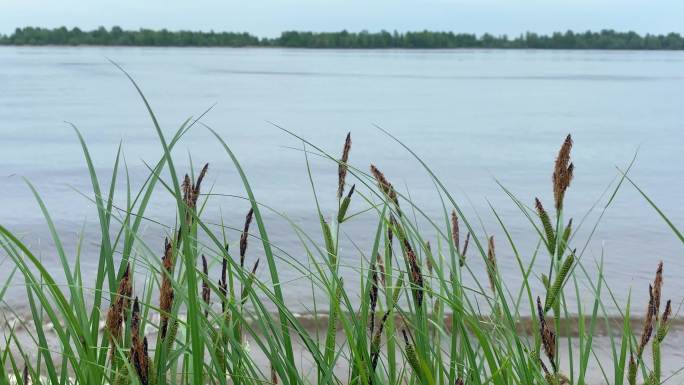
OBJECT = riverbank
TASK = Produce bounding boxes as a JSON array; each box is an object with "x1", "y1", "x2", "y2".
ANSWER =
[
  {"x1": 5, "y1": 312, "x2": 684, "y2": 385},
  {"x1": 3, "y1": 27, "x2": 684, "y2": 50}
]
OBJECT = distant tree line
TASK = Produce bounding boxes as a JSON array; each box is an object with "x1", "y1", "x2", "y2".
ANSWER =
[
  {"x1": 0, "y1": 27, "x2": 261, "y2": 47},
  {"x1": 2, "y1": 26, "x2": 684, "y2": 50}
]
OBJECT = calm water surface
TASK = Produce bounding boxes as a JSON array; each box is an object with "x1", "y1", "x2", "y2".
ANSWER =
[{"x1": 1, "y1": 47, "x2": 683, "y2": 314}]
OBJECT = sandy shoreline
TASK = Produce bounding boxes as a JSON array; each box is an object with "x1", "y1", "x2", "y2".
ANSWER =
[{"x1": 3, "y1": 312, "x2": 684, "y2": 384}]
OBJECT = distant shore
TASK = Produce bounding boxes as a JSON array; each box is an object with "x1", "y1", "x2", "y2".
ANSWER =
[{"x1": 2, "y1": 27, "x2": 684, "y2": 50}]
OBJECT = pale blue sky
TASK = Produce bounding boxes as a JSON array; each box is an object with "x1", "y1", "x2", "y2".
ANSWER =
[{"x1": 1, "y1": 0, "x2": 682, "y2": 36}]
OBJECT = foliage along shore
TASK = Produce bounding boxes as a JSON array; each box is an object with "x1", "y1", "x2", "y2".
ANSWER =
[{"x1": 2, "y1": 26, "x2": 684, "y2": 50}]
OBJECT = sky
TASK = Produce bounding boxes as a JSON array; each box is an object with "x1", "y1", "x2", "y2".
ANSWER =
[{"x1": 1, "y1": 0, "x2": 682, "y2": 37}]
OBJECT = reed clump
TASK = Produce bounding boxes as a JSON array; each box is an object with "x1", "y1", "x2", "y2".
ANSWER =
[{"x1": 1, "y1": 77, "x2": 681, "y2": 385}]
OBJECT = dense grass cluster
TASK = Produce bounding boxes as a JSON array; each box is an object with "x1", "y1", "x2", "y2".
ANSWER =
[
  {"x1": 3, "y1": 27, "x2": 684, "y2": 50},
  {"x1": 0, "y1": 67, "x2": 682, "y2": 385}
]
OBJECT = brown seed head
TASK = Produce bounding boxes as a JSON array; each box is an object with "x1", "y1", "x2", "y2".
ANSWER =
[
  {"x1": 461, "y1": 232, "x2": 471, "y2": 266},
  {"x1": 534, "y1": 197, "x2": 545, "y2": 215},
  {"x1": 376, "y1": 253, "x2": 386, "y2": 286},
  {"x1": 662, "y1": 299, "x2": 672, "y2": 325},
  {"x1": 387, "y1": 215, "x2": 395, "y2": 256},
  {"x1": 401, "y1": 329, "x2": 410, "y2": 345},
  {"x1": 201, "y1": 254, "x2": 211, "y2": 318},
  {"x1": 221, "y1": 245, "x2": 229, "y2": 285},
  {"x1": 106, "y1": 264, "x2": 132, "y2": 350},
  {"x1": 217, "y1": 277, "x2": 227, "y2": 313},
  {"x1": 337, "y1": 132, "x2": 352, "y2": 199},
  {"x1": 538, "y1": 355, "x2": 551, "y2": 377},
  {"x1": 251, "y1": 258, "x2": 260, "y2": 275},
  {"x1": 552, "y1": 134, "x2": 574, "y2": 211},
  {"x1": 182, "y1": 174, "x2": 192, "y2": 206},
  {"x1": 241, "y1": 259, "x2": 261, "y2": 306},
  {"x1": 131, "y1": 297, "x2": 141, "y2": 336},
  {"x1": 451, "y1": 210, "x2": 460, "y2": 252},
  {"x1": 370, "y1": 310, "x2": 391, "y2": 370},
  {"x1": 537, "y1": 296, "x2": 557, "y2": 372},
  {"x1": 129, "y1": 297, "x2": 149, "y2": 384},
  {"x1": 216, "y1": 245, "x2": 231, "y2": 321},
  {"x1": 638, "y1": 284, "x2": 655, "y2": 356},
  {"x1": 181, "y1": 163, "x2": 209, "y2": 224},
  {"x1": 369, "y1": 261, "x2": 379, "y2": 334},
  {"x1": 486, "y1": 236, "x2": 498, "y2": 294},
  {"x1": 370, "y1": 164, "x2": 399, "y2": 209},
  {"x1": 240, "y1": 208, "x2": 254, "y2": 268},
  {"x1": 653, "y1": 261, "x2": 663, "y2": 320},
  {"x1": 404, "y1": 241, "x2": 424, "y2": 307},
  {"x1": 159, "y1": 239, "x2": 175, "y2": 339},
  {"x1": 131, "y1": 335, "x2": 149, "y2": 385},
  {"x1": 193, "y1": 163, "x2": 209, "y2": 202}
]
